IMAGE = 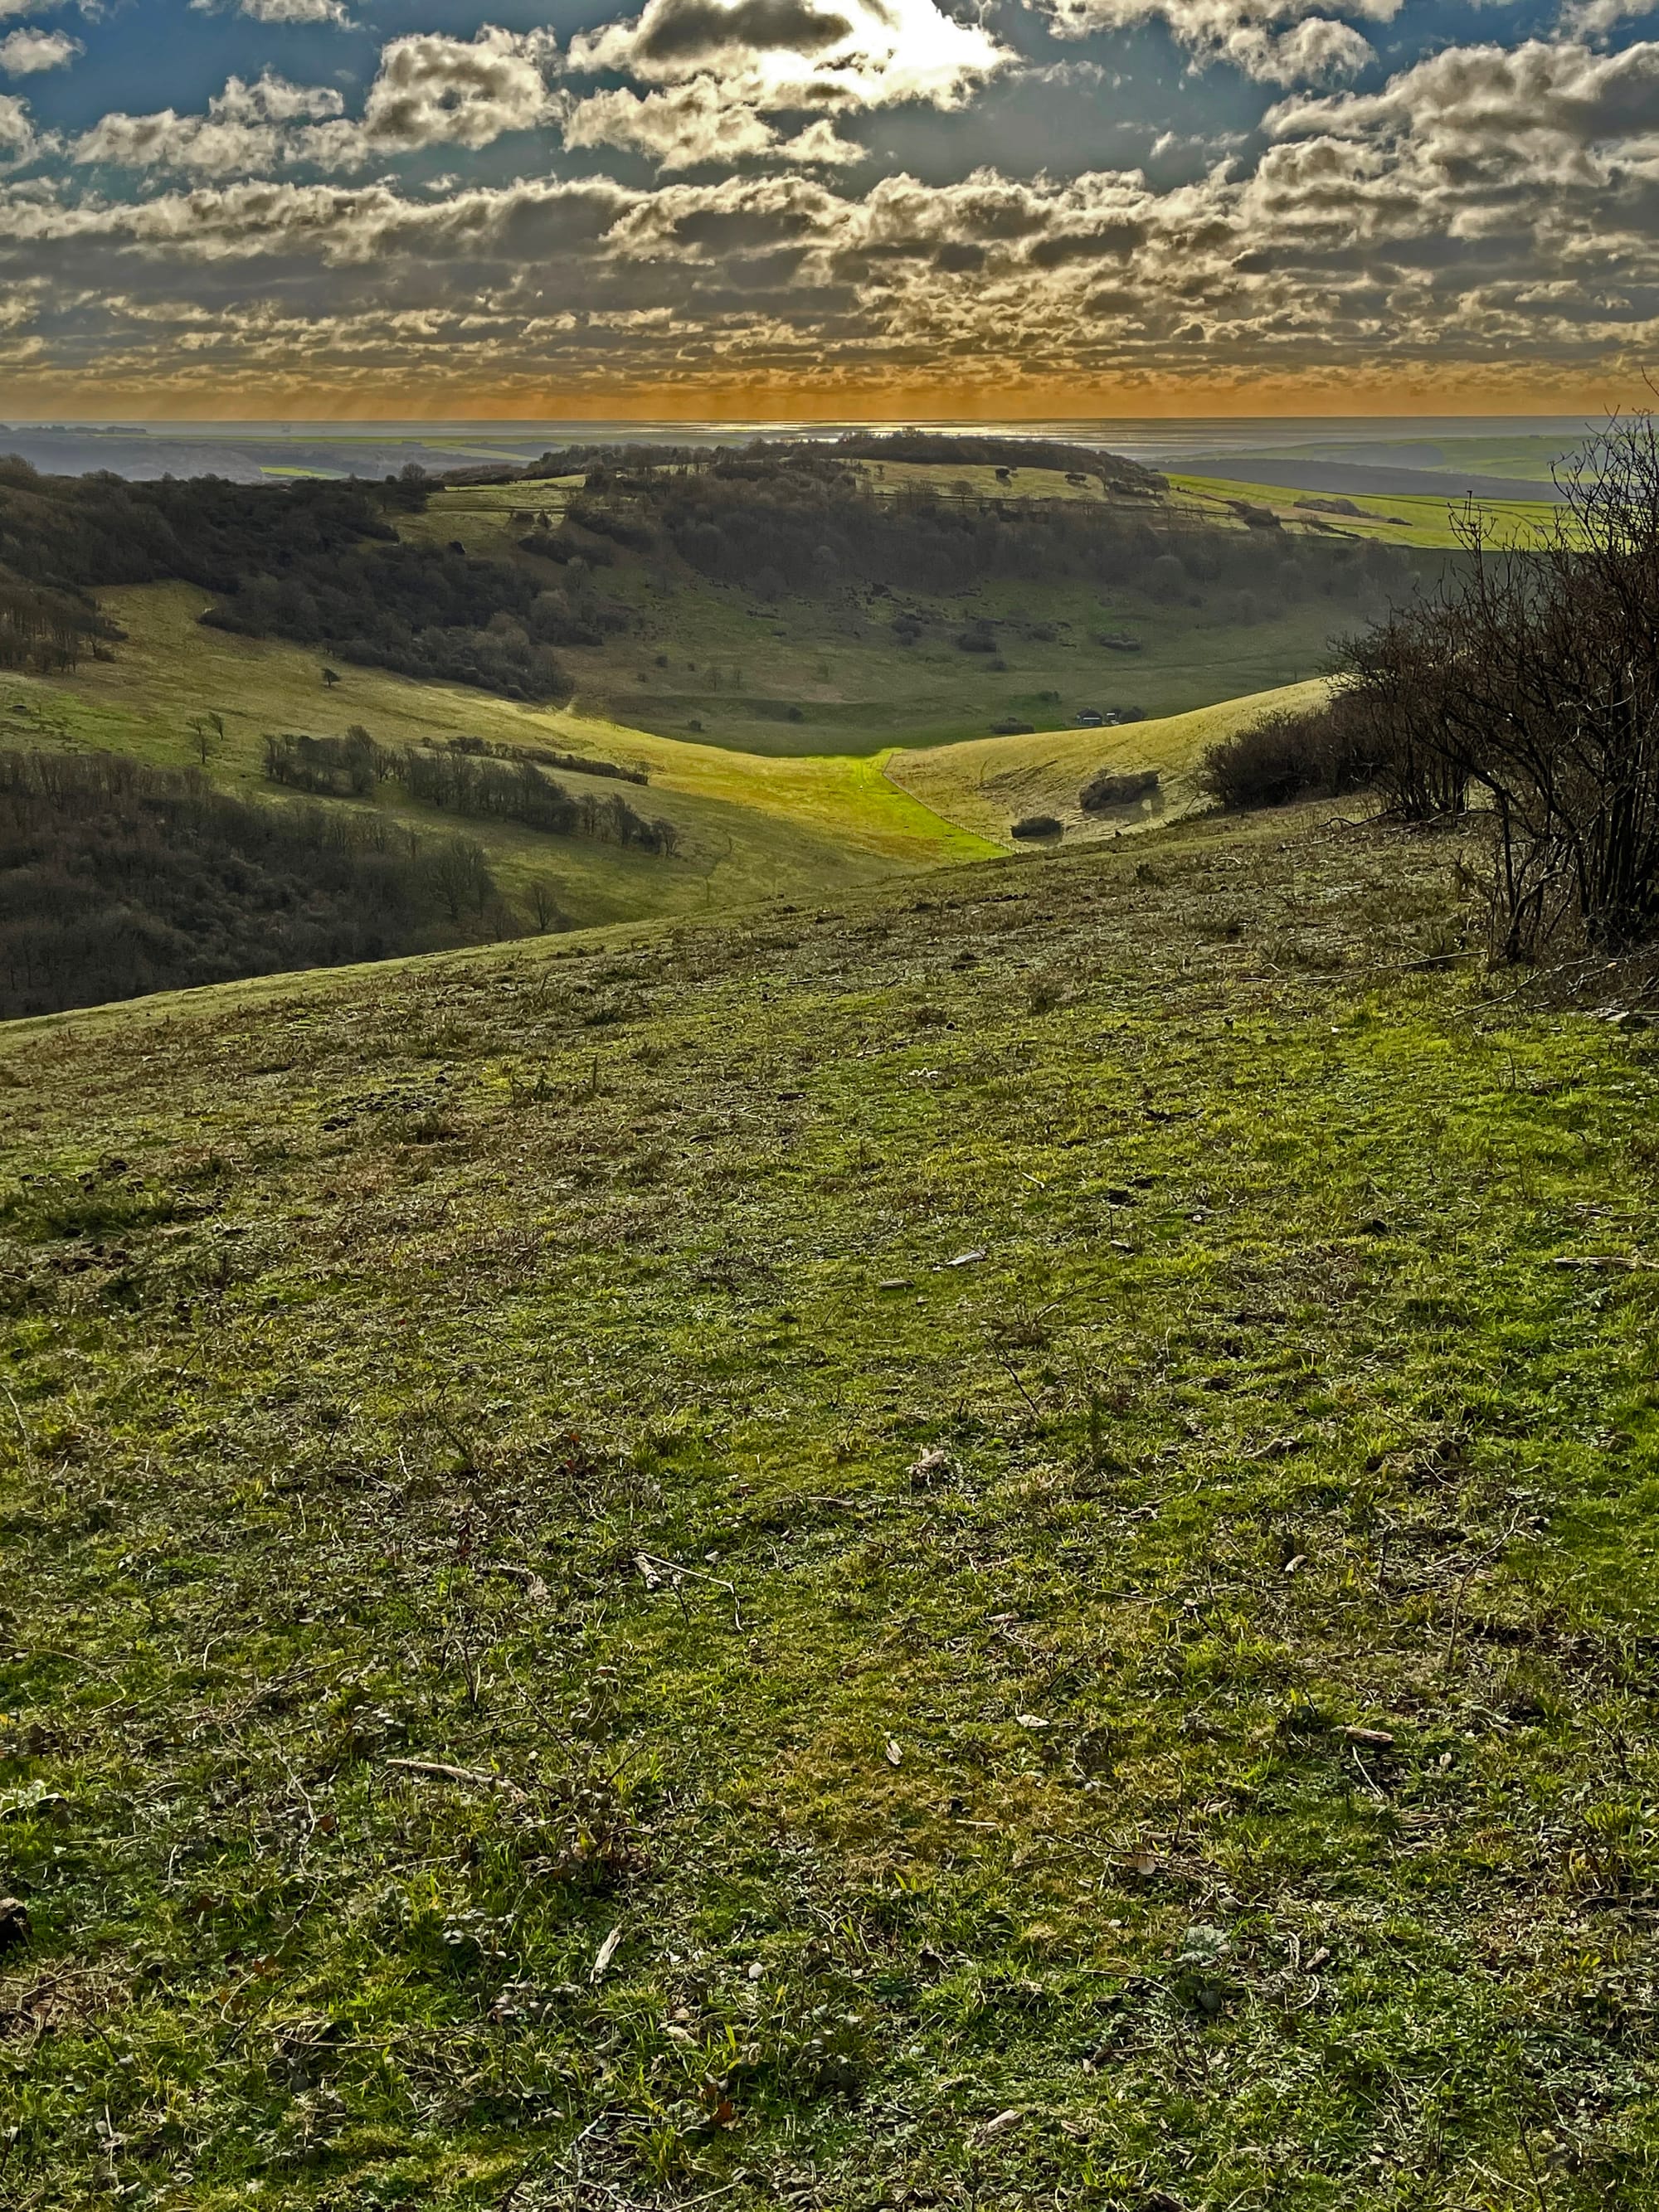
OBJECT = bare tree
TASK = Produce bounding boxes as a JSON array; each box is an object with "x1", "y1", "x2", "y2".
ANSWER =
[
  {"x1": 1340, "y1": 413, "x2": 1659, "y2": 958},
  {"x1": 187, "y1": 709, "x2": 226, "y2": 769}
]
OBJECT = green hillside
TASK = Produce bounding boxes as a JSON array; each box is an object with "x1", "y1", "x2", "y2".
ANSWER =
[
  {"x1": 888, "y1": 679, "x2": 1332, "y2": 848},
  {"x1": 416, "y1": 468, "x2": 1400, "y2": 756},
  {"x1": 3, "y1": 805, "x2": 1657, "y2": 2210},
  {"x1": 2, "y1": 584, "x2": 998, "y2": 931},
  {"x1": 3, "y1": 581, "x2": 1335, "y2": 945}
]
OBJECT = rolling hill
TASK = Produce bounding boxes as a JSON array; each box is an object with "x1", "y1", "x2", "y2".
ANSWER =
[
  {"x1": 887, "y1": 679, "x2": 1332, "y2": 848},
  {"x1": 2, "y1": 578, "x2": 1339, "y2": 954},
  {"x1": 0, "y1": 436, "x2": 1433, "y2": 1012}
]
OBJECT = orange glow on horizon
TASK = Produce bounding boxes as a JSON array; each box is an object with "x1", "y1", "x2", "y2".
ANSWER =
[{"x1": 2, "y1": 366, "x2": 1647, "y2": 425}]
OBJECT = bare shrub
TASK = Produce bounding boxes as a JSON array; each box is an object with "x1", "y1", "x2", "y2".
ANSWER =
[
  {"x1": 1198, "y1": 696, "x2": 1381, "y2": 811},
  {"x1": 1340, "y1": 415, "x2": 1659, "y2": 957}
]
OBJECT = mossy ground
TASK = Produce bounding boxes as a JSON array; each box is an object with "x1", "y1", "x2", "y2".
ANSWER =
[{"x1": 3, "y1": 805, "x2": 1658, "y2": 2210}]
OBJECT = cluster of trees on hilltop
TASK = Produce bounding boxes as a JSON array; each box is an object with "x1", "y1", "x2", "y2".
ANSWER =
[
  {"x1": 620, "y1": 460, "x2": 1409, "y2": 605},
  {"x1": 499, "y1": 433, "x2": 1167, "y2": 494},
  {"x1": 0, "y1": 456, "x2": 415, "y2": 595},
  {"x1": 499, "y1": 436, "x2": 1406, "y2": 610},
  {"x1": 0, "y1": 459, "x2": 575, "y2": 701},
  {"x1": 0, "y1": 747, "x2": 517, "y2": 1018},
  {"x1": 815, "y1": 431, "x2": 1165, "y2": 492}
]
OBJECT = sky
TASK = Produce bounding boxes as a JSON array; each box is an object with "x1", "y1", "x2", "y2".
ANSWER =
[{"x1": 4, "y1": 0, "x2": 1659, "y2": 419}]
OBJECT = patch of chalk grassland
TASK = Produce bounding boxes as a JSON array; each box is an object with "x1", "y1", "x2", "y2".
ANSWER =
[{"x1": 2, "y1": 806, "x2": 1657, "y2": 2208}]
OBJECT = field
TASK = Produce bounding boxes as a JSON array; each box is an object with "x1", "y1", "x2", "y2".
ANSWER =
[
  {"x1": 1170, "y1": 475, "x2": 1561, "y2": 553},
  {"x1": 3, "y1": 800, "x2": 1658, "y2": 2210}
]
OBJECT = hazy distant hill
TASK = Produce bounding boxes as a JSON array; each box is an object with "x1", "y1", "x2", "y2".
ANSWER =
[{"x1": 1182, "y1": 453, "x2": 1569, "y2": 503}]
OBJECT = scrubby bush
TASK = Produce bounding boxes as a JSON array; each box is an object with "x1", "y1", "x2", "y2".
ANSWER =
[
  {"x1": 1081, "y1": 768, "x2": 1160, "y2": 811},
  {"x1": 1336, "y1": 415, "x2": 1659, "y2": 956},
  {"x1": 1199, "y1": 698, "x2": 1381, "y2": 811},
  {"x1": 1011, "y1": 814, "x2": 1063, "y2": 839}
]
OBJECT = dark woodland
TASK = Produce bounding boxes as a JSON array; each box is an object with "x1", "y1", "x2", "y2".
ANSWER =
[{"x1": 0, "y1": 748, "x2": 513, "y2": 1018}]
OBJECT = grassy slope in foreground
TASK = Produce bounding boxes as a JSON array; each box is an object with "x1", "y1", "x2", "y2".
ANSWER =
[
  {"x1": 3, "y1": 582, "x2": 997, "y2": 929},
  {"x1": 887, "y1": 678, "x2": 1330, "y2": 848},
  {"x1": 3, "y1": 810, "x2": 1658, "y2": 2210}
]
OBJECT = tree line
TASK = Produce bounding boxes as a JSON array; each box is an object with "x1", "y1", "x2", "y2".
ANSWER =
[
  {"x1": 0, "y1": 746, "x2": 515, "y2": 1018},
  {"x1": 0, "y1": 458, "x2": 572, "y2": 701},
  {"x1": 262, "y1": 730, "x2": 682, "y2": 856}
]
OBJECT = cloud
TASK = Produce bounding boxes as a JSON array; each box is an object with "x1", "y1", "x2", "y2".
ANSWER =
[
  {"x1": 235, "y1": 0, "x2": 354, "y2": 21},
  {"x1": 360, "y1": 26, "x2": 558, "y2": 151},
  {"x1": 190, "y1": 0, "x2": 354, "y2": 23},
  {"x1": 0, "y1": 88, "x2": 39, "y2": 164},
  {"x1": 1036, "y1": 0, "x2": 1399, "y2": 84},
  {"x1": 785, "y1": 115, "x2": 859, "y2": 161},
  {"x1": 567, "y1": 0, "x2": 1010, "y2": 111},
  {"x1": 1564, "y1": 0, "x2": 1659, "y2": 31},
  {"x1": 1266, "y1": 36, "x2": 1659, "y2": 191},
  {"x1": 23, "y1": 32, "x2": 1659, "y2": 404},
  {"x1": 562, "y1": 75, "x2": 859, "y2": 166},
  {"x1": 71, "y1": 31, "x2": 562, "y2": 176},
  {"x1": 71, "y1": 72, "x2": 345, "y2": 176},
  {"x1": 562, "y1": 78, "x2": 785, "y2": 165},
  {"x1": 0, "y1": 25, "x2": 78, "y2": 71},
  {"x1": 1222, "y1": 17, "x2": 1374, "y2": 82}
]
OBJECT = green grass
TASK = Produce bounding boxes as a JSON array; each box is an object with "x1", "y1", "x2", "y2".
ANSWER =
[
  {"x1": 3, "y1": 805, "x2": 1659, "y2": 2209},
  {"x1": 4, "y1": 584, "x2": 997, "y2": 932},
  {"x1": 887, "y1": 679, "x2": 1331, "y2": 848},
  {"x1": 412, "y1": 476, "x2": 1394, "y2": 758},
  {"x1": 1171, "y1": 474, "x2": 1563, "y2": 552}
]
